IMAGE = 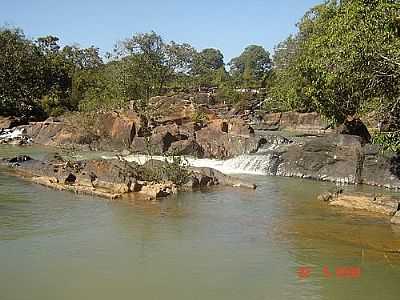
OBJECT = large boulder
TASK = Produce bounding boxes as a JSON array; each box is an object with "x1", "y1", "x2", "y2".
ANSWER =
[
  {"x1": 187, "y1": 167, "x2": 256, "y2": 189},
  {"x1": 25, "y1": 122, "x2": 66, "y2": 145},
  {"x1": 337, "y1": 117, "x2": 371, "y2": 144},
  {"x1": 279, "y1": 112, "x2": 329, "y2": 133},
  {"x1": 149, "y1": 95, "x2": 217, "y2": 125},
  {"x1": 168, "y1": 139, "x2": 204, "y2": 157},
  {"x1": 276, "y1": 134, "x2": 363, "y2": 184},
  {"x1": 256, "y1": 112, "x2": 282, "y2": 130},
  {"x1": 228, "y1": 119, "x2": 255, "y2": 137},
  {"x1": 95, "y1": 112, "x2": 137, "y2": 149},
  {"x1": 195, "y1": 126, "x2": 261, "y2": 158},
  {"x1": 361, "y1": 146, "x2": 400, "y2": 189},
  {"x1": 139, "y1": 123, "x2": 188, "y2": 154},
  {"x1": 139, "y1": 181, "x2": 177, "y2": 199}
]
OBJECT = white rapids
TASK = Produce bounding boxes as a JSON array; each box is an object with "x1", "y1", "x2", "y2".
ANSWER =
[{"x1": 100, "y1": 153, "x2": 279, "y2": 176}]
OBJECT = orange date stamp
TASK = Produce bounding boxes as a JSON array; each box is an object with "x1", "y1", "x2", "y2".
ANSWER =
[{"x1": 297, "y1": 266, "x2": 361, "y2": 279}]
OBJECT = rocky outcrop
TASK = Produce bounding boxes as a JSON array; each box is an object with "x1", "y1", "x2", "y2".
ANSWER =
[
  {"x1": 318, "y1": 191, "x2": 400, "y2": 224},
  {"x1": 187, "y1": 167, "x2": 256, "y2": 190},
  {"x1": 361, "y1": 145, "x2": 400, "y2": 189},
  {"x1": 277, "y1": 134, "x2": 364, "y2": 184},
  {"x1": 0, "y1": 116, "x2": 27, "y2": 129},
  {"x1": 255, "y1": 112, "x2": 330, "y2": 133},
  {"x1": 336, "y1": 117, "x2": 371, "y2": 144},
  {"x1": 19, "y1": 97, "x2": 266, "y2": 158},
  {"x1": 195, "y1": 124, "x2": 261, "y2": 158},
  {"x1": 1, "y1": 154, "x2": 257, "y2": 200}
]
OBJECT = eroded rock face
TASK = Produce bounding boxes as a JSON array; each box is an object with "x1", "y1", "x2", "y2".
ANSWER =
[
  {"x1": 195, "y1": 124, "x2": 261, "y2": 159},
  {"x1": 276, "y1": 134, "x2": 364, "y2": 184},
  {"x1": 361, "y1": 146, "x2": 400, "y2": 189},
  {"x1": 167, "y1": 139, "x2": 204, "y2": 157},
  {"x1": 256, "y1": 112, "x2": 329, "y2": 133}
]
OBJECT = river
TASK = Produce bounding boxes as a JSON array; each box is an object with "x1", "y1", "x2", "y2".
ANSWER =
[{"x1": 0, "y1": 145, "x2": 399, "y2": 300}]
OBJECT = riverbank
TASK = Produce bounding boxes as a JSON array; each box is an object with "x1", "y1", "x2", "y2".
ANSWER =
[
  {"x1": 1, "y1": 153, "x2": 400, "y2": 300},
  {"x1": 1, "y1": 94, "x2": 400, "y2": 225}
]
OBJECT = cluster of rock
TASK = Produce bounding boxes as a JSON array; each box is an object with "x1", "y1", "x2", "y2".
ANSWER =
[
  {"x1": 239, "y1": 132, "x2": 400, "y2": 189},
  {"x1": 318, "y1": 191, "x2": 400, "y2": 225},
  {"x1": 1, "y1": 154, "x2": 256, "y2": 200},
  {"x1": 253, "y1": 111, "x2": 331, "y2": 133},
  {"x1": 2, "y1": 95, "x2": 400, "y2": 190},
  {"x1": 10, "y1": 96, "x2": 263, "y2": 159}
]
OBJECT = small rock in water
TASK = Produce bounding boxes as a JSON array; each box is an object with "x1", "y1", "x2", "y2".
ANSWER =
[
  {"x1": 9, "y1": 155, "x2": 32, "y2": 164},
  {"x1": 317, "y1": 192, "x2": 334, "y2": 202},
  {"x1": 391, "y1": 211, "x2": 400, "y2": 225}
]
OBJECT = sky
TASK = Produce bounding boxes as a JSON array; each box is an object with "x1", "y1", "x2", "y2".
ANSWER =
[{"x1": 1, "y1": 0, "x2": 322, "y2": 62}]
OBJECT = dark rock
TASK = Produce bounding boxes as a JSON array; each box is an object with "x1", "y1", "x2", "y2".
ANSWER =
[
  {"x1": 64, "y1": 173, "x2": 77, "y2": 185},
  {"x1": 9, "y1": 155, "x2": 32, "y2": 164},
  {"x1": 337, "y1": 117, "x2": 371, "y2": 144},
  {"x1": 361, "y1": 151, "x2": 400, "y2": 189},
  {"x1": 277, "y1": 134, "x2": 363, "y2": 184}
]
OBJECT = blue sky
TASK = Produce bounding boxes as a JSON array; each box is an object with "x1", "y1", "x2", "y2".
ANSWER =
[{"x1": 1, "y1": 0, "x2": 322, "y2": 61}]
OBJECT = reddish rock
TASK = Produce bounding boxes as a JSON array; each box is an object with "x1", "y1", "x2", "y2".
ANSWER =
[
  {"x1": 228, "y1": 119, "x2": 254, "y2": 137},
  {"x1": 168, "y1": 139, "x2": 204, "y2": 157}
]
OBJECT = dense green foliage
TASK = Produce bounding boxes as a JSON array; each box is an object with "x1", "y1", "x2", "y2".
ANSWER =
[
  {"x1": 2, "y1": 0, "x2": 400, "y2": 141},
  {"x1": 0, "y1": 27, "x2": 273, "y2": 117},
  {"x1": 229, "y1": 45, "x2": 272, "y2": 88},
  {"x1": 268, "y1": 0, "x2": 400, "y2": 128},
  {"x1": 0, "y1": 28, "x2": 103, "y2": 117}
]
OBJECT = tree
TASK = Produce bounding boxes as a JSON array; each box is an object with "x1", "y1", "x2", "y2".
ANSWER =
[
  {"x1": 266, "y1": 35, "x2": 314, "y2": 112},
  {"x1": 191, "y1": 48, "x2": 226, "y2": 87},
  {"x1": 113, "y1": 31, "x2": 196, "y2": 102},
  {"x1": 299, "y1": 0, "x2": 399, "y2": 124},
  {"x1": 0, "y1": 27, "x2": 46, "y2": 117},
  {"x1": 229, "y1": 45, "x2": 272, "y2": 88},
  {"x1": 192, "y1": 48, "x2": 224, "y2": 75}
]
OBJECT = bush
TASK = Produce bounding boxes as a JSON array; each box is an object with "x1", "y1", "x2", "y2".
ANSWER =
[
  {"x1": 372, "y1": 131, "x2": 400, "y2": 153},
  {"x1": 139, "y1": 156, "x2": 191, "y2": 186}
]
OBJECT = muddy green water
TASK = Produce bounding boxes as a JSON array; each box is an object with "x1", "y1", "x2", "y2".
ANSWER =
[{"x1": 0, "y1": 145, "x2": 400, "y2": 300}]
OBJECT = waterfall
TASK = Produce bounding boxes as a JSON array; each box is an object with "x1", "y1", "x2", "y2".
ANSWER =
[
  {"x1": 114, "y1": 153, "x2": 281, "y2": 176},
  {"x1": 0, "y1": 128, "x2": 25, "y2": 140},
  {"x1": 99, "y1": 135, "x2": 290, "y2": 176}
]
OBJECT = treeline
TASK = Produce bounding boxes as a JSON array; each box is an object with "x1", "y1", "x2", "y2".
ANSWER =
[
  {"x1": 269, "y1": 0, "x2": 400, "y2": 130},
  {"x1": 0, "y1": 27, "x2": 271, "y2": 117},
  {"x1": 1, "y1": 0, "x2": 400, "y2": 131}
]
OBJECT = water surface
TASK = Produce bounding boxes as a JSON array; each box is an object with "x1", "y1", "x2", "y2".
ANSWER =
[{"x1": 0, "y1": 145, "x2": 399, "y2": 300}]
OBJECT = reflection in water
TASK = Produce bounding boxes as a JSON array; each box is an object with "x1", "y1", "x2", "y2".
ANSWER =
[{"x1": 0, "y1": 146, "x2": 400, "y2": 300}]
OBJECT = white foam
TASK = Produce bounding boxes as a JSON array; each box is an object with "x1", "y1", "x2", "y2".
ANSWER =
[
  {"x1": 108, "y1": 153, "x2": 277, "y2": 176},
  {"x1": 0, "y1": 128, "x2": 25, "y2": 140}
]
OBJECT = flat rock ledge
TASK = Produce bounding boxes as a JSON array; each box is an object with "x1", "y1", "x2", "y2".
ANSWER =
[
  {"x1": 318, "y1": 191, "x2": 400, "y2": 224},
  {"x1": 0, "y1": 155, "x2": 256, "y2": 201}
]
